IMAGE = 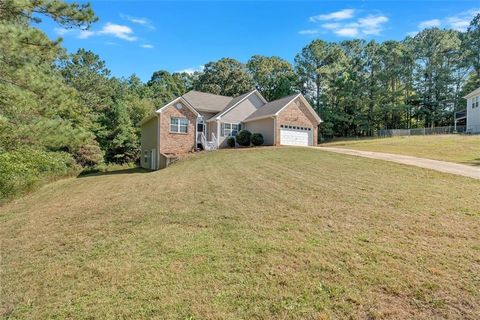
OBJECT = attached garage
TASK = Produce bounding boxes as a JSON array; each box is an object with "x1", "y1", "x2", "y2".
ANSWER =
[
  {"x1": 279, "y1": 125, "x2": 313, "y2": 146},
  {"x1": 242, "y1": 93, "x2": 322, "y2": 147}
]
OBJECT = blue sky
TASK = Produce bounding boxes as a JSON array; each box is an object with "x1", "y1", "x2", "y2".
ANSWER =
[{"x1": 39, "y1": 1, "x2": 479, "y2": 82}]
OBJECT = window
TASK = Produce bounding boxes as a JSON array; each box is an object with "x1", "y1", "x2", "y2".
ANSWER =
[
  {"x1": 221, "y1": 123, "x2": 241, "y2": 136},
  {"x1": 144, "y1": 151, "x2": 148, "y2": 163},
  {"x1": 170, "y1": 117, "x2": 188, "y2": 133}
]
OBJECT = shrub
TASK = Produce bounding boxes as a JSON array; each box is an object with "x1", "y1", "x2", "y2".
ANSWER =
[
  {"x1": 0, "y1": 148, "x2": 79, "y2": 201},
  {"x1": 251, "y1": 133, "x2": 264, "y2": 146},
  {"x1": 226, "y1": 136, "x2": 235, "y2": 148},
  {"x1": 73, "y1": 141, "x2": 104, "y2": 167},
  {"x1": 235, "y1": 130, "x2": 252, "y2": 147}
]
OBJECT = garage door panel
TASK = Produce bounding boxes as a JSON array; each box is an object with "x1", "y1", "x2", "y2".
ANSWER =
[{"x1": 280, "y1": 126, "x2": 312, "y2": 146}]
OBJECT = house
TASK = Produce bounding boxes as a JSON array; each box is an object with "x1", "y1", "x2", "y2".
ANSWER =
[
  {"x1": 456, "y1": 86, "x2": 480, "y2": 134},
  {"x1": 140, "y1": 89, "x2": 322, "y2": 170}
]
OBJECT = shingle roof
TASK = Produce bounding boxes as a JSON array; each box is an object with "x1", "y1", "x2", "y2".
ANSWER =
[
  {"x1": 182, "y1": 90, "x2": 233, "y2": 112},
  {"x1": 464, "y1": 86, "x2": 480, "y2": 99},
  {"x1": 244, "y1": 93, "x2": 300, "y2": 121},
  {"x1": 213, "y1": 90, "x2": 255, "y2": 117}
]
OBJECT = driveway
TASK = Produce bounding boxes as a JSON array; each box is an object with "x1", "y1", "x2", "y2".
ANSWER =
[{"x1": 315, "y1": 146, "x2": 480, "y2": 180}]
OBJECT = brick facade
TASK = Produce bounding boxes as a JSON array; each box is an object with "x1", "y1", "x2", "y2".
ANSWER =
[
  {"x1": 275, "y1": 97, "x2": 318, "y2": 146},
  {"x1": 159, "y1": 102, "x2": 197, "y2": 154}
]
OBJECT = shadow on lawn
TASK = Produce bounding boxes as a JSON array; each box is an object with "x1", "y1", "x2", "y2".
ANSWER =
[
  {"x1": 470, "y1": 158, "x2": 480, "y2": 166},
  {"x1": 78, "y1": 167, "x2": 151, "y2": 178}
]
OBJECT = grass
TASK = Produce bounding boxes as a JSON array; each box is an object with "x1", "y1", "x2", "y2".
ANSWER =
[
  {"x1": 1, "y1": 147, "x2": 479, "y2": 319},
  {"x1": 322, "y1": 135, "x2": 480, "y2": 166}
]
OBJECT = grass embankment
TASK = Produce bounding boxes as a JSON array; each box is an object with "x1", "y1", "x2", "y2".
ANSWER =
[
  {"x1": 1, "y1": 148, "x2": 479, "y2": 319},
  {"x1": 322, "y1": 135, "x2": 480, "y2": 166}
]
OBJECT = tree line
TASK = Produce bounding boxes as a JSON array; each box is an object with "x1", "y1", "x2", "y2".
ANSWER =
[{"x1": 0, "y1": 0, "x2": 478, "y2": 198}]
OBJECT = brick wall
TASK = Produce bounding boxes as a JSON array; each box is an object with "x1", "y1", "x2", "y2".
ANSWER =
[
  {"x1": 275, "y1": 97, "x2": 318, "y2": 146},
  {"x1": 159, "y1": 102, "x2": 197, "y2": 154}
]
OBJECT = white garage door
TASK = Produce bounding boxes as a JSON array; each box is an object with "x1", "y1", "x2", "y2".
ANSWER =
[{"x1": 280, "y1": 125, "x2": 312, "y2": 146}]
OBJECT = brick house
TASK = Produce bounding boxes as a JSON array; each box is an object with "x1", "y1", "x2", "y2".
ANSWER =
[{"x1": 140, "y1": 89, "x2": 322, "y2": 170}]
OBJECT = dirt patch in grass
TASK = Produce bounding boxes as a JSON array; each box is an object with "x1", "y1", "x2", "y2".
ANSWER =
[
  {"x1": 322, "y1": 135, "x2": 480, "y2": 166},
  {"x1": 1, "y1": 148, "x2": 479, "y2": 319}
]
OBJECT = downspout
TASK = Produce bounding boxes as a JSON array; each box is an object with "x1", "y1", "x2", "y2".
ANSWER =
[
  {"x1": 273, "y1": 116, "x2": 277, "y2": 146},
  {"x1": 216, "y1": 119, "x2": 220, "y2": 148}
]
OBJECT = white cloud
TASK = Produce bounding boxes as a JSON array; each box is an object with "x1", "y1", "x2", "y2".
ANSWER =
[
  {"x1": 321, "y1": 23, "x2": 341, "y2": 30},
  {"x1": 310, "y1": 9, "x2": 355, "y2": 22},
  {"x1": 140, "y1": 44, "x2": 154, "y2": 49},
  {"x1": 352, "y1": 15, "x2": 389, "y2": 35},
  {"x1": 121, "y1": 14, "x2": 155, "y2": 29},
  {"x1": 176, "y1": 65, "x2": 204, "y2": 74},
  {"x1": 406, "y1": 31, "x2": 418, "y2": 37},
  {"x1": 54, "y1": 27, "x2": 72, "y2": 36},
  {"x1": 445, "y1": 9, "x2": 479, "y2": 31},
  {"x1": 78, "y1": 30, "x2": 94, "y2": 39},
  {"x1": 335, "y1": 27, "x2": 359, "y2": 37},
  {"x1": 406, "y1": 8, "x2": 479, "y2": 36},
  {"x1": 418, "y1": 19, "x2": 441, "y2": 29},
  {"x1": 98, "y1": 23, "x2": 137, "y2": 41},
  {"x1": 298, "y1": 29, "x2": 320, "y2": 35},
  {"x1": 300, "y1": 10, "x2": 388, "y2": 38}
]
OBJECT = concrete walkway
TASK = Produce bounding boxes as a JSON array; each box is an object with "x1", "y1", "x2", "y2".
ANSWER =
[{"x1": 315, "y1": 146, "x2": 480, "y2": 180}]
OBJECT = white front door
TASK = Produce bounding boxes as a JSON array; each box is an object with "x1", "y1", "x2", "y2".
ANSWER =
[{"x1": 280, "y1": 125, "x2": 312, "y2": 146}]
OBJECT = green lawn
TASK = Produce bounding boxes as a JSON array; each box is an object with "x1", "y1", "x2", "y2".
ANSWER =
[
  {"x1": 1, "y1": 148, "x2": 479, "y2": 319},
  {"x1": 322, "y1": 135, "x2": 480, "y2": 166}
]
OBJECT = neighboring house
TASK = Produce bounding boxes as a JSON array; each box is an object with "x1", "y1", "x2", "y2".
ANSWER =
[
  {"x1": 140, "y1": 89, "x2": 322, "y2": 170},
  {"x1": 456, "y1": 87, "x2": 480, "y2": 134}
]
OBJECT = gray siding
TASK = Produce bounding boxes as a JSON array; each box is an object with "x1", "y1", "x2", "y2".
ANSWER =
[
  {"x1": 140, "y1": 116, "x2": 158, "y2": 169},
  {"x1": 218, "y1": 94, "x2": 265, "y2": 147},
  {"x1": 245, "y1": 118, "x2": 275, "y2": 145}
]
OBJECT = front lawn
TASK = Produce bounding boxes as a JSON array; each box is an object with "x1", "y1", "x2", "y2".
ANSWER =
[
  {"x1": 1, "y1": 148, "x2": 479, "y2": 319},
  {"x1": 322, "y1": 135, "x2": 480, "y2": 166}
]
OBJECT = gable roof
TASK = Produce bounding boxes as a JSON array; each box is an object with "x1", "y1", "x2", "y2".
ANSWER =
[
  {"x1": 207, "y1": 89, "x2": 268, "y2": 122},
  {"x1": 182, "y1": 90, "x2": 233, "y2": 112},
  {"x1": 156, "y1": 96, "x2": 200, "y2": 116},
  {"x1": 464, "y1": 87, "x2": 480, "y2": 99},
  {"x1": 243, "y1": 93, "x2": 322, "y2": 124}
]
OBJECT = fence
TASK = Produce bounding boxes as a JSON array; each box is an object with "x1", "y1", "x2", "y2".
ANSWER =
[{"x1": 376, "y1": 125, "x2": 467, "y2": 137}]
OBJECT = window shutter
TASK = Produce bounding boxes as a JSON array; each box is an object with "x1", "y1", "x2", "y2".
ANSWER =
[{"x1": 220, "y1": 123, "x2": 224, "y2": 136}]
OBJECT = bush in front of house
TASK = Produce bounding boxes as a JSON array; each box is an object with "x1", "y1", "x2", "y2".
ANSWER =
[
  {"x1": 226, "y1": 136, "x2": 235, "y2": 148},
  {"x1": 235, "y1": 130, "x2": 252, "y2": 147},
  {"x1": 251, "y1": 133, "x2": 264, "y2": 146}
]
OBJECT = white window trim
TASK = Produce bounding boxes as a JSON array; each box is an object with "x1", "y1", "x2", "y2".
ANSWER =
[
  {"x1": 221, "y1": 122, "x2": 241, "y2": 137},
  {"x1": 170, "y1": 117, "x2": 189, "y2": 134}
]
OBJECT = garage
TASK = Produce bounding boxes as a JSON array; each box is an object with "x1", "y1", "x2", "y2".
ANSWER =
[{"x1": 279, "y1": 125, "x2": 312, "y2": 146}]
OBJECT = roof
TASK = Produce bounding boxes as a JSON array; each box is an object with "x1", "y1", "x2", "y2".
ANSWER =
[
  {"x1": 182, "y1": 90, "x2": 233, "y2": 112},
  {"x1": 207, "y1": 89, "x2": 268, "y2": 122},
  {"x1": 244, "y1": 93, "x2": 300, "y2": 121},
  {"x1": 464, "y1": 87, "x2": 480, "y2": 99}
]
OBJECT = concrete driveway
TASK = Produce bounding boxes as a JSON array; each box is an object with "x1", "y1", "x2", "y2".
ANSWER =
[{"x1": 315, "y1": 146, "x2": 480, "y2": 180}]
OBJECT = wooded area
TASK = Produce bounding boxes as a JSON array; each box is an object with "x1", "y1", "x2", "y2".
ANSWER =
[{"x1": 0, "y1": 0, "x2": 479, "y2": 198}]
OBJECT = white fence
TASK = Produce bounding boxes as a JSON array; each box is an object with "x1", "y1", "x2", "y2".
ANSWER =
[{"x1": 377, "y1": 126, "x2": 467, "y2": 137}]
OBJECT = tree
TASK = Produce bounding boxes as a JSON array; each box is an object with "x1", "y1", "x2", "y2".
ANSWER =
[
  {"x1": 247, "y1": 55, "x2": 296, "y2": 101},
  {"x1": 195, "y1": 58, "x2": 253, "y2": 96},
  {"x1": 463, "y1": 14, "x2": 480, "y2": 87},
  {"x1": 147, "y1": 70, "x2": 187, "y2": 105}
]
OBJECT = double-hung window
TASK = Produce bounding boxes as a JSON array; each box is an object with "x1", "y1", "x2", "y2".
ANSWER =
[
  {"x1": 170, "y1": 117, "x2": 188, "y2": 133},
  {"x1": 222, "y1": 123, "x2": 241, "y2": 136}
]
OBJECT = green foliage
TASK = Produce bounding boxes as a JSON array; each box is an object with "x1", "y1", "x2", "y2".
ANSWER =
[
  {"x1": 0, "y1": 148, "x2": 78, "y2": 200},
  {"x1": 73, "y1": 141, "x2": 104, "y2": 167},
  {"x1": 226, "y1": 136, "x2": 235, "y2": 148},
  {"x1": 235, "y1": 130, "x2": 252, "y2": 147},
  {"x1": 247, "y1": 55, "x2": 296, "y2": 101},
  {"x1": 251, "y1": 133, "x2": 264, "y2": 146},
  {"x1": 195, "y1": 58, "x2": 253, "y2": 96}
]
